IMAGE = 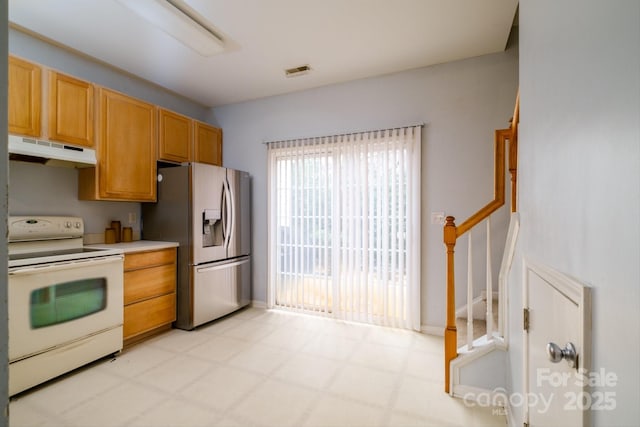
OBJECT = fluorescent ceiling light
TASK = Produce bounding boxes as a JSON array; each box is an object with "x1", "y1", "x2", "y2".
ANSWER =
[{"x1": 118, "y1": 0, "x2": 224, "y2": 56}]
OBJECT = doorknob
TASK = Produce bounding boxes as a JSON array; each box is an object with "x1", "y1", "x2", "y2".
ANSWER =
[{"x1": 546, "y1": 342, "x2": 577, "y2": 369}]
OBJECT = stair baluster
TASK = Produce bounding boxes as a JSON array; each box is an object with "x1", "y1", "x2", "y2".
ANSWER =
[{"x1": 486, "y1": 217, "x2": 493, "y2": 341}]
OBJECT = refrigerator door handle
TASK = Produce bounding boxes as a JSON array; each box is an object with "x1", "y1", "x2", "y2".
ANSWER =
[
  {"x1": 223, "y1": 177, "x2": 233, "y2": 250},
  {"x1": 227, "y1": 176, "x2": 236, "y2": 250},
  {"x1": 220, "y1": 182, "x2": 227, "y2": 242},
  {"x1": 196, "y1": 256, "x2": 250, "y2": 273}
]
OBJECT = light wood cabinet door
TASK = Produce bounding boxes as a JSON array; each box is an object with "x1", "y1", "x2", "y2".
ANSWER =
[
  {"x1": 124, "y1": 264, "x2": 176, "y2": 305},
  {"x1": 8, "y1": 56, "x2": 41, "y2": 137},
  {"x1": 194, "y1": 121, "x2": 222, "y2": 166},
  {"x1": 123, "y1": 248, "x2": 177, "y2": 346},
  {"x1": 158, "y1": 108, "x2": 192, "y2": 163},
  {"x1": 79, "y1": 88, "x2": 157, "y2": 201},
  {"x1": 48, "y1": 70, "x2": 94, "y2": 147},
  {"x1": 124, "y1": 293, "x2": 176, "y2": 340},
  {"x1": 124, "y1": 248, "x2": 176, "y2": 270}
]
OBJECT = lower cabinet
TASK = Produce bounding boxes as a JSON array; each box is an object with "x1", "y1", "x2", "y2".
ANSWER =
[{"x1": 123, "y1": 247, "x2": 176, "y2": 347}]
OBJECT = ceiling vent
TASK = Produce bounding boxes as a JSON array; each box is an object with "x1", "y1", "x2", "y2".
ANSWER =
[{"x1": 285, "y1": 65, "x2": 311, "y2": 78}]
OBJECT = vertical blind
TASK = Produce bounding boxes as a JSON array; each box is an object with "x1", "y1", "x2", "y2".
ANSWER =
[{"x1": 267, "y1": 126, "x2": 421, "y2": 330}]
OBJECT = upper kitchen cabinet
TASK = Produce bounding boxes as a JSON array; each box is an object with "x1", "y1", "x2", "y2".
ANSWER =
[
  {"x1": 79, "y1": 88, "x2": 157, "y2": 202},
  {"x1": 8, "y1": 56, "x2": 41, "y2": 137},
  {"x1": 8, "y1": 57, "x2": 95, "y2": 146},
  {"x1": 158, "y1": 108, "x2": 191, "y2": 163},
  {"x1": 47, "y1": 70, "x2": 94, "y2": 147},
  {"x1": 194, "y1": 121, "x2": 222, "y2": 166}
]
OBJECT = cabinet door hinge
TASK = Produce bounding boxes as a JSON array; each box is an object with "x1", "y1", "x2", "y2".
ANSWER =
[{"x1": 523, "y1": 308, "x2": 530, "y2": 332}]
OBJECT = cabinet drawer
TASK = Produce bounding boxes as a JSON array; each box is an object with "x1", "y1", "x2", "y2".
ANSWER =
[
  {"x1": 124, "y1": 293, "x2": 176, "y2": 339},
  {"x1": 124, "y1": 248, "x2": 176, "y2": 271},
  {"x1": 124, "y1": 263, "x2": 176, "y2": 305}
]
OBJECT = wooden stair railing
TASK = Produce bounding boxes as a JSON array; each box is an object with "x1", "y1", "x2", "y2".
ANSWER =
[{"x1": 444, "y1": 96, "x2": 519, "y2": 394}]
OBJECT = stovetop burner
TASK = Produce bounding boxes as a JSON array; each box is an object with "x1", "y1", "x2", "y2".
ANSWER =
[{"x1": 8, "y1": 216, "x2": 123, "y2": 268}]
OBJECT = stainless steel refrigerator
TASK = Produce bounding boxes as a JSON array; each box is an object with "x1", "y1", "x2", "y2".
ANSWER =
[{"x1": 142, "y1": 163, "x2": 251, "y2": 330}]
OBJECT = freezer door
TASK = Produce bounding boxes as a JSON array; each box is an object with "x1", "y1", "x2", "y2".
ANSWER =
[
  {"x1": 192, "y1": 162, "x2": 227, "y2": 264},
  {"x1": 192, "y1": 256, "x2": 251, "y2": 327},
  {"x1": 226, "y1": 168, "x2": 252, "y2": 258}
]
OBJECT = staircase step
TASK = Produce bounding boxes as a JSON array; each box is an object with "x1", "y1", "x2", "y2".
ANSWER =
[{"x1": 456, "y1": 299, "x2": 499, "y2": 349}]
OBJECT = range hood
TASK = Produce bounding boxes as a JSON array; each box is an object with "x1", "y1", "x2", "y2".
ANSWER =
[{"x1": 8, "y1": 134, "x2": 97, "y2": 168}]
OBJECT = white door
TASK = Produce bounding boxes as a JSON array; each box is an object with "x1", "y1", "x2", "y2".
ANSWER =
[{"x1": 524, "y1": 260, "x2": 591, "y2": 427}]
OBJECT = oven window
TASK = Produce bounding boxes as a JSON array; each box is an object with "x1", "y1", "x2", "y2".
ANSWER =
[{"x1": 30, "y1": 278, "x2": 107, "y2": 329}]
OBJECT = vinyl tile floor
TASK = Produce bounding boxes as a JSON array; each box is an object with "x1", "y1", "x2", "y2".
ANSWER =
[{"x1": 10, "y1": 307, "x2": 507, "y2": 427}]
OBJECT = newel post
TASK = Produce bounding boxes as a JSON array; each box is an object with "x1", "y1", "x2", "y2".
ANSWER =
[{"x1": 443, "y1": 216, "x2": 457, "y2": 393}]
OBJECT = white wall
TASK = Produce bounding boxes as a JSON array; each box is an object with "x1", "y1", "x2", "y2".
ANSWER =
[
  {"x1": 509, "y1": 1, "x2": 640, "y2": 425},
  {"x1": 210, "y1": 44, "x2": 518, "y2": 329},
  {"x1": 8, "y1": 161, "x2": 141, "y2": 236}
]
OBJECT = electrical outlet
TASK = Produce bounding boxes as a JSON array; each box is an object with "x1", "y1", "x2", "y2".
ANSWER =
[
  {"x1": 431, "y1": 212, "x2": 445, "y2": 225},
  {"x1": 128, "y1": 212, "x2": 137, "y2": 225}
]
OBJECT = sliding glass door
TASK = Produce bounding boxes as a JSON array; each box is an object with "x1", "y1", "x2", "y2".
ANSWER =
[
  {"x1": 268, "y1": 126, "x2": 421, "y2": 330},
  {"x1": 274, "y1": 153, "x2": 334, "y2": 313}
]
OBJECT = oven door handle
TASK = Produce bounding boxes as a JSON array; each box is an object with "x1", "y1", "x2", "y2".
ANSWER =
[{"x1": 9, "y1": 255, "x2": 124, "y2": 276}]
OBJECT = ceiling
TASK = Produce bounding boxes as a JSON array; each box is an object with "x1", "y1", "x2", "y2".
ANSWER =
[{"x1": 8, "y1": 0, "x2": 518, "y2": 108}]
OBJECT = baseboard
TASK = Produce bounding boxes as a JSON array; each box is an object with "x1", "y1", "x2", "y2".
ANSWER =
[
  {"x1": 455, "y1": 295, "x2": 486, "y2": 320},
  {"x1": 421, "y1": 325, "x2": 444, "y2": 336},
  {"x1": 455, "y1": 290, "x2": 500, "y2": 320},
  {"x1": 251, "y1": 300, "x2": 267, "y2": 309}
]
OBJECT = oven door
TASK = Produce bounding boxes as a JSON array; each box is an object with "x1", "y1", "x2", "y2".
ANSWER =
[{"x1": 8, "y1": 255, "x2": 124, "y2": 361}]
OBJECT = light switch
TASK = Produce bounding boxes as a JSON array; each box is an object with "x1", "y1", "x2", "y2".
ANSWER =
[{"x1": 431, "y1": 212, "x2": 445, "y2": 225}]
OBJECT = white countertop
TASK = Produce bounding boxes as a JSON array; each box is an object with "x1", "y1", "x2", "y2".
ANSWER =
[{"x1": 86, "y1": 240, "x2": 179, "y2": 254}]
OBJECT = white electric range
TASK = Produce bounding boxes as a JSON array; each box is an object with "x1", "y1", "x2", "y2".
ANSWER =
[{"x1": 8, "y1": 216, "x2": 124, "y2": 396}]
